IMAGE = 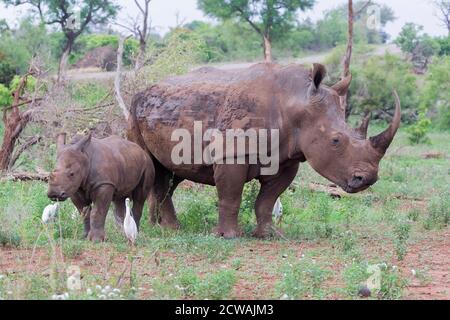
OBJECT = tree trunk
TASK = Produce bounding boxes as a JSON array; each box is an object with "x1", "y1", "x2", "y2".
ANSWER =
[
  {"x1": 0, "y1": 111, "x2": 32, "y2": 171},
  {"x1": 0, "y1": 73, "x2": 34, "y2": 172},
  {"x1": 135, "y1": 40, "x2": 146, "y2": 71},
  {"x1": 341, "y1": 0, "x2": 354, "y2": 118},
  {"x1": 57, "y1": 39, "x2": 74, "y2": 83},
  {"x1": 263, "y1": 35, "x2": 273, "y2": 63}
]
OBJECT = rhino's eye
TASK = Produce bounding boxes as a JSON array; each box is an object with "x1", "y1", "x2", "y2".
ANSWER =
[
  {"x1": 69, "y1": 172, "x2": 75, "y2": 177},
  {"x1": 331, "y1": 138, "x2": 340, "y2": 145}
]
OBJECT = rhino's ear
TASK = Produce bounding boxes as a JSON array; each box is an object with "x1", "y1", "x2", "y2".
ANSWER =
[
  {"x1": 311, "y1": 63, "x2": 327, "y2": 91},
  {"x1": 56, "y1": 133, "x2": 67, "y2": 154},
  {"x1": 73, "y1": 132, "x2": 92, "y2": 153}
]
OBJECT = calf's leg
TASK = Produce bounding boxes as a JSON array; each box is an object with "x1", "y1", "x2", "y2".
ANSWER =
[
  {"x1": 71, "y1": 192, "x2": 91, "y2": 238},
  {"x1": 88, "y1": 185, "x2": 115, "y2": 242}
]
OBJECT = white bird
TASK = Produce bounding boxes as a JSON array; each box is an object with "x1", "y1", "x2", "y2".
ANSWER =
[
  {"x1": 42, "y1": 203, "x2": 60, "y2": 224},
  {"x1": 124, "y1": 198, "x2": 138, "y2": 245},
  {"x1": 272, "y1": 197, "x2": 283, "y2": 224}
]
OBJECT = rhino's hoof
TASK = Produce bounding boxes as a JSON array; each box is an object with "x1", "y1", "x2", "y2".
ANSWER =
[
  {"x1": 88, "y1": 230, "x2": 105, "y2": 242},
  {"x1": 252, "y1": 224, "x2": 279, "y2": 239},
  {"x1": 159, "y1": 220, "x2": 181, "y2": 230},
  {"x1": 214, "y1": 227, "x2": 243, "y2": 239}
]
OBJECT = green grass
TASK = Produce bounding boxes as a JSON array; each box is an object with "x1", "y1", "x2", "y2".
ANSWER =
[{"x1": 0, "y1": 129, "x2": 448, "y2": 300}]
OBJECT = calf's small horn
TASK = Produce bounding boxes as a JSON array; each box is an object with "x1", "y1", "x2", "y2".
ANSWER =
[
  {"x1": 355, "y1": 112, "x2": 371, "y2": 139},
  {"x1": 56, "y1": 133, "x2": 67, "y2": 153},
  {"x1": 370, "y1": 90, "x2": 401, "y2": 154}
]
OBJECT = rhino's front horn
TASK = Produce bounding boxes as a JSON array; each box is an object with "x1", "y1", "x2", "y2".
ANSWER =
[
  {"x1": 355, "y1": 112, "x2": 371, "y2": 139},
  {"x1": 370, "y1": 90, "x2": 401, "y2": 155}
]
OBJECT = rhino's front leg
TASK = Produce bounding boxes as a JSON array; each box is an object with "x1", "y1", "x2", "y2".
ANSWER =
[
  {"x1": 71, "y1": 192, "x2": 92, "y2": 238},
  {"x1": 254, "y1": 162, "x2": 299, "y2": 238},
  {"x1": 88, "y1": 185, "x2": 114, "y2": 242},
  {"x1": 214, "y1": 164, "x2": 248, "y2": 239}
]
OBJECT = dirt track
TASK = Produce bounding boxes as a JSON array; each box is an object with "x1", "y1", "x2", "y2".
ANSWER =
[{"x1": 67, "y1": 44, "x2": 401, "y2": 81}]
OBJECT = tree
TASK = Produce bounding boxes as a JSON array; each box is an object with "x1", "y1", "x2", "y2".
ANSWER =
[
  {"x1": 2, "y1": 0, "x2": 119, "y2": 81},
  {"x1": 337, "y1": 0, "x2": 373, "y2": 115},
  {"x1": 197, "y1": 0, "x2": 315, "y2": 62},
  {"x1": 433, "y1": 0, "x2": 450, "y2": 36},
  {"x1": 116, "y1": 0, "x2": 153, "y2": 70},
  {"x1": 395, "y1": 23, "x2": 440, "y2": 72}
]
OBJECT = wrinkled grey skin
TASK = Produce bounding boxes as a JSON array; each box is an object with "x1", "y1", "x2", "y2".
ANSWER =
[
  {"x1": 47, "y1": 133, "x2": 154, "y2": 241},
  {"x1": 128, "y1": 63, "x2": 401, "y2": 238}
]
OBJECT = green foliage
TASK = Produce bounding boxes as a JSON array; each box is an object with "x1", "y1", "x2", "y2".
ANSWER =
[
  {"x1": 407, "y1": 112, "x2": 432, "y2": 144},
  {"x1": 395, "y1": 23, "x2": 440, "y2": 70},
  {"x1": 420, "y1": 56, "x2": 450, "y2": 130},
  {"x1": 392, "y1": 220, "x2": 411, "y2": 261},
  {"x1": 378, "y1": 265, "x2": 408, "y2": 300},
  {"x1": 424, "y1": 192, "x2": 450, "y2": 230},
  {"x1": 198, "y1": 0, "x2": 314, "y2": 37},
  {"x1": 276, "y1": 257, "x2": 330, "y2": 299},
  {"x1": 0, "y1": 83, "x2": 11, "y2": 108},
  {"x1": 436, "y1": 36, "x2": 450, "y2": 56},
  {"x1": 349, "y1": 54, "x2": 419, "y2": 119},
  {"x1": 139, "y1": 29, "x2": 206, "y2": 83},
  {"x1": 194, "y1": 270, "x2": 237, "y2": 300},
  {"x1": 342, "y1": 262, "x2": 370, "y2": 298},
  {"x1": 198, "y1": 0, "x2": 315, "y2": 59}
]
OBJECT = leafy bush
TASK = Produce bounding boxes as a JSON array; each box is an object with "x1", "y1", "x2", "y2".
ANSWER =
[
  {"x1": 392, "y1": 220, "x2": 411, "y2": 261},
  {"x1": 407, "y1": 112, "x2": 432, "y2": 144},
  {"x1": 276, "y1": 257, "x2": 330, "y2": 299},
  {"x1": 424, "y1": 193, "x2": 450, "y2": 230},
  {"x1": 349, "y1": 54, "x2": 419, "y2": 121},
  {"x1": 194, "y1": 270, "x2": 237, "y2": 300},
  {"x1": 420, "y1": 56, "x2": 450, "y2": 130}
]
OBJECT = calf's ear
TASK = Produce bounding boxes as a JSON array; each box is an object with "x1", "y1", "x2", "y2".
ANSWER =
[
  {"x1": 56, "y1": 133, "x2": 67, "y2": 153},
  {"x1": 74, "y1": 132, "x2": 92, "y2": 153},
  {"x1": 311, "y1": 63, "x2": 327, "y2": 91}
]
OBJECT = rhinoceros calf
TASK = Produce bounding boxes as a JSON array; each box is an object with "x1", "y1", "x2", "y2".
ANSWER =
[
  {"x1": 47, "y1": 133, "x2": 154, "y2": 242},
  {"x1": 129, "y1": 63, "x2": 401, "y2": 239}
]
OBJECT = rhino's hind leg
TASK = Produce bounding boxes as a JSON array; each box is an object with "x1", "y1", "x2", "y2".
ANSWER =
[
  {"x1": 148, "y1": 169, "x2": 182, "y2": 230},
  {"x1": 254, "y1": 163, "x2": 299, "y2": 238},
  {"x1": 214, "y1": 164, "x2": 248, "y2": 239}
]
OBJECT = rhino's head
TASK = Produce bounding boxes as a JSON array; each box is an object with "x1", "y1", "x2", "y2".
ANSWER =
[
  {"x1": 47, "y1": 133, "x2": 91, "y2": 201},
  {"x1": 294, "y1": 64, "x2": 401, "y2": 194}
]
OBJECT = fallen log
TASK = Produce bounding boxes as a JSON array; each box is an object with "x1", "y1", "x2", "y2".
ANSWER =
[{"x1": 1, "y1": 171, "x2": 49, "y2": 182}]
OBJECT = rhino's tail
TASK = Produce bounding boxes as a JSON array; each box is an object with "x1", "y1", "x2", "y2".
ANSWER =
[{"x1": 127, "y1": 92, "x2": 148, "y2": 152}]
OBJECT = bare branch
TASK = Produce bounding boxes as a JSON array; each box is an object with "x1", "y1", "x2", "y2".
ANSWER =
[{"x1": 115, "y1": 35, "x2": 132, "y2": 121}]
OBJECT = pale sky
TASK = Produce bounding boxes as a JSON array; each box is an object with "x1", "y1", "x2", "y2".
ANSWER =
[{"x1": 0, "y1": 0, "x2": 447, "y2": 39}]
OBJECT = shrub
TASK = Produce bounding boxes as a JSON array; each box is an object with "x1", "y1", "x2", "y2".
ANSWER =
[
  {"x1": 349, "y1": 54, "x2": 419, "y2": 121},
  {"x1": 393, "y1": 220, "x2": 411, "y2": 261},
  {"x1": 194, "y1": 270, "x2": 236, "y2": 300},
  {"x1": 276, "y1": 257, "x2": 330, "y2": 299},
  {"x1": 407, "y1": 112, "x2": 432, "y2": 144},
  {"x1": 420, "y1": 56, "x2": 450, "y2": 130},
  {"x1": 424, "y1": 193, "x2": 450, "y2": 230}
]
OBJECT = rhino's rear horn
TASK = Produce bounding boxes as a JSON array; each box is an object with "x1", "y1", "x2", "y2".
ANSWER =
[
  {"x1": 370, "y1": 91, "x2": 401, "y2": 155},
  {"x1": 331, "y1": 74, "x2": 352, "y2": 97}
]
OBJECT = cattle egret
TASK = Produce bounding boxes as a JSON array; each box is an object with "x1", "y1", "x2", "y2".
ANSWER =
[
  {"x1": 124, "y1": 198, "x2": 138, "y2": 244},
  {"x1": 42, "y1": 203, "x2": 60, "y2": 224},
  {"x1": 272, "y1": 198, "x2": 283, "y2": 223}
]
